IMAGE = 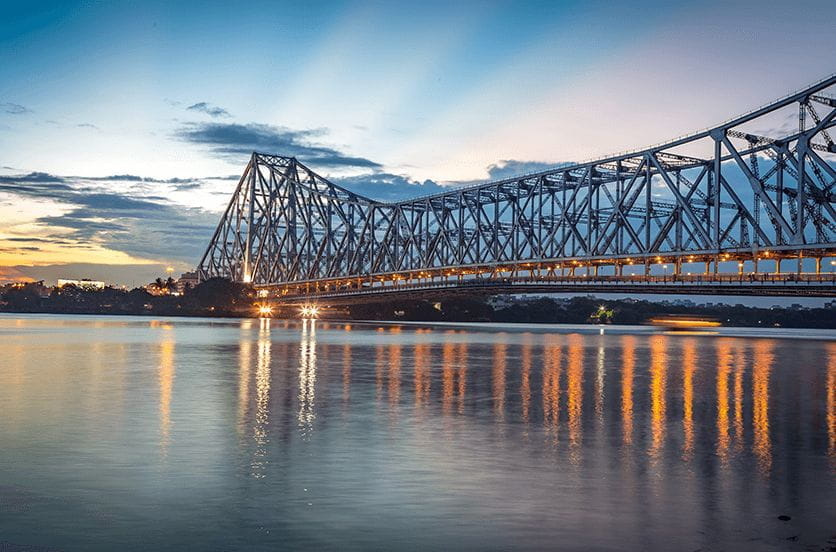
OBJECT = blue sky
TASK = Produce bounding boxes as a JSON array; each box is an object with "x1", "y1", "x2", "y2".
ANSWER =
[{"x1": 0, "y1": 0, "x2": 834, "y2": 286}]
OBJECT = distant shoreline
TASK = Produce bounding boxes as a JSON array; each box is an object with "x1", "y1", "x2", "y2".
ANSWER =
[
  {"x1": 3, "y1": 311, "x2": 836, "y2": 340},
  {"x1": 3, "y1": 279, "x2": 835, "y2": 329}
]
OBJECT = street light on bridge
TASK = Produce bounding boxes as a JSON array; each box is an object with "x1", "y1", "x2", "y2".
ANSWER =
[{"x1": 300, "y1": 305, "x2": 320, "y2": 319}]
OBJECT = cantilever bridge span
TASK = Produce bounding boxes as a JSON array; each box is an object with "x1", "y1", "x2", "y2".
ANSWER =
[{"x1": 198, "y1": 76, "x2": 836, "y2": 302}]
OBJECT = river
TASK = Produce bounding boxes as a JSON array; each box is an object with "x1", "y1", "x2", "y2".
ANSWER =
[{"x1": 0, "y1": 314, "x2": 834, "y2": 551}]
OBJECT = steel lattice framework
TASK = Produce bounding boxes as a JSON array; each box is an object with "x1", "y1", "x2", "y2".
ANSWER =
[{"x1": 198, "y1": 76, "x2": 836, "y2": 297}]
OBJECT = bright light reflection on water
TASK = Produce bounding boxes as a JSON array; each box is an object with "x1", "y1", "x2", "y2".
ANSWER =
[{"x1": 0, "y1": 314, "x2": 834, "y2": 551}]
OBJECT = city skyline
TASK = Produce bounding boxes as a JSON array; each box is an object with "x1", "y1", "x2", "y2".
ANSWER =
[{"x1": 1, "y1": 0, "x2": 835, "y2": 286}]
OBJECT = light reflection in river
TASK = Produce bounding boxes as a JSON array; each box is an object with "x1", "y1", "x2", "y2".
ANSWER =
[
  {"x1": 716, "y1": 338, "x2": 732, "y2": 464},
  {"x1": 649, "y1": 334, "x2": 667, "y2": 462},
  {"x1": 566, "y1": 334, "x2": 583, "y2": 462},
  {"x1": 252, "y1": 318, "x2": 271, "y2": 478},
  {"x1": 681, "y1": 337, "x2": 696, "y2": 460},
  {"x1": 830, "y1": 343, "x2": 836, "y2": 467},
  {"x1": 456, "y1": 341, "x2": 467, "y2": 415},
  {"x1": 733, "y1": 344, "x2": 745, "y2": 453},
  {"x1": 413, "y1": 330, "x2": 430, "y2": 410},
  {"x1": 543, "y1": 334, "x2": 561, "y2": 445},
  {"x1": 442, "y1": 337, "x2": 455, "y2": 415},
  {"x1": 342, "y1": 342, "x2": 351, "y2": 408},
  {"x1": 753, "y1": 339, "x2": 773, "y2": 477},
  {"x1": 0, "y1": 316, "x2": 833, "y2": 552},
  {"x1": 297, "y1": 319, "x2": 316, "y2": 439},
  {"x1": 388, "y1": 328, "x2": 402, "y2": 423},
  {"x1": 492, "y1": 340, "x2": 506, "y2": 422},
  {"x1": 621, "y1": 335, "x2": 635, "y2": 446},
  {"x1": 157, "y1": 329, "x2": 175, "y2": 457},
  {"x1": 237, "y1": 321, "x2": 252, "y2": 438},
  {"x1": 520, "y1": 334, "x2": 532, "y2": 428}
]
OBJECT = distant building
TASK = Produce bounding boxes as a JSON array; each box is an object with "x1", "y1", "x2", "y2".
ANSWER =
[
  {"x1": 144, "y1": 282, "x2": 166, "y2": 296},
  {"x1": 143, "y1": 272, "x2": 198, "y2": 296},
  {"x1": 57, "y1": 278, "x2": 105, "y2": 290},
  {"x1": 176, "y1": 271, "x2": 199, "y2": 294},
  {"x1": 3, "y1": 280, "x2": 51, "y2": 298}
]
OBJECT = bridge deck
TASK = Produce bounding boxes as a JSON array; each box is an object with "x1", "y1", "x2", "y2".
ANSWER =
[{"x1": 267, "y1": 273, "x2": 836, "y2": 305}]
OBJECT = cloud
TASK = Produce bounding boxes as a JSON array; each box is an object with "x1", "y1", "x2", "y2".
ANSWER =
[
  {"x1": 76, "y1": 123, "x2": 99, "y2": 130},
  {"x1": 177, "y1": 122, "x2": 381, "y2": 169},
  {"x1": 170, "y1": 181, "x2": 202, "y2": 191},
  {"x1": 5, "y1": 237, "x2": 73, "y2": 244},
  {"x1": 0, "y1": 172, "x2": 219, "y2": 265},
  {"x1": 35, "y1": 203, "x2": 217, "y2": 262},
  {"x1": 485, "y1": 160, "x2": 570, "y2": 180},
  {"x1": 78, "y1": 173, "x2": 238, "y2": 192},
  {"x1": 330, "y1": 159, "x2": 574, "y2": 202},
  {"x1": 0, "y1": 171, "x2": 65, "y2": 183},
  {"x1": 332, "y1": 172, "x2": 447, "y2": 202},
  {"x1": 89, "y1": 174, "x2": 144, "y2": 181},
  {"x1": 0, "y1": 265, "x2": 34, "y2": 282},
  {"x1": 186, "y1": 102, "x2": 231, "y2": 118},
  {"x1": 0, "y1": 102, "x2": 32, "y2": 115}
]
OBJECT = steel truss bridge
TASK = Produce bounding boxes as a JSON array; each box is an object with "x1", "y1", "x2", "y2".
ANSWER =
[{"x1": 198, "y1": 75, "x2": 836, "y2": 303}]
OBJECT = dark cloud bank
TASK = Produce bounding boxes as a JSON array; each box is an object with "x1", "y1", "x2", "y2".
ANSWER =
[
  {"x1": 175, "y1": 119, "x2": 566, "y2": 201},
  {"x1": 0, "y1": 172, "x2": 220, "y2": 267},
  {"x1": 177, "y1": 121, "x2": 382, "y2": 169}
]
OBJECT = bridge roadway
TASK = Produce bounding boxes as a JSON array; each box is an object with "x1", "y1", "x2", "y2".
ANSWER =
[{"x1": 267, "y1": 272, "x2": 836, "y2": 305}]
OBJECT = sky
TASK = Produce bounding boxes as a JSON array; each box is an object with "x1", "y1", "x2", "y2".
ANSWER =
[{"x1": 0, "y1": 0, "x2": 835, "y2": 287}]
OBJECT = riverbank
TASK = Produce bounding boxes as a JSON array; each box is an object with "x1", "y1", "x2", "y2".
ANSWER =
[{"x1": 3, "y1": 279, "x2": 835, "y2": 328}]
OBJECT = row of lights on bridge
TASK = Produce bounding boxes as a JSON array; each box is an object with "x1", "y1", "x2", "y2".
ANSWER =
[{"x1": 250, "y1": 251, "x2": 834, "y2": 317}]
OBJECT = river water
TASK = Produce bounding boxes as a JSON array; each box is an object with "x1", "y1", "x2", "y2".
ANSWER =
[{"x1": 0, "y1": 314, "x2": 834, "y2": 551}]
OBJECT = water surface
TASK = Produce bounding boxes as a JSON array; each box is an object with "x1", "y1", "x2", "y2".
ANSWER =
[{"x1": 0, "y1": 314, "x2": 834, "y2": 551}]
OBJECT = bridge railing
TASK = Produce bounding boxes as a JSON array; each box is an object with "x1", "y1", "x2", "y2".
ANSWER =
[{"x1": 271, "y1": 272, "x2": 836, "y2": 300}]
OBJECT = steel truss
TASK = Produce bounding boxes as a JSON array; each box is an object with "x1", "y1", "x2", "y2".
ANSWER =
[{"x1": 198, "y1": 75, "x2": 836, "y2": 295}]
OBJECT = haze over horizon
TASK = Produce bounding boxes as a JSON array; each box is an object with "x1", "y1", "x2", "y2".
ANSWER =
[{"x1": 1, "y1": 0, "x2": 835, "y2": 289}]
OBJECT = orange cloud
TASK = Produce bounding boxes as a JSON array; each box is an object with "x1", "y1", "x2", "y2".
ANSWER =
[{"x1": 0, "y1": 265, "x2": 35, "y2": 283}]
